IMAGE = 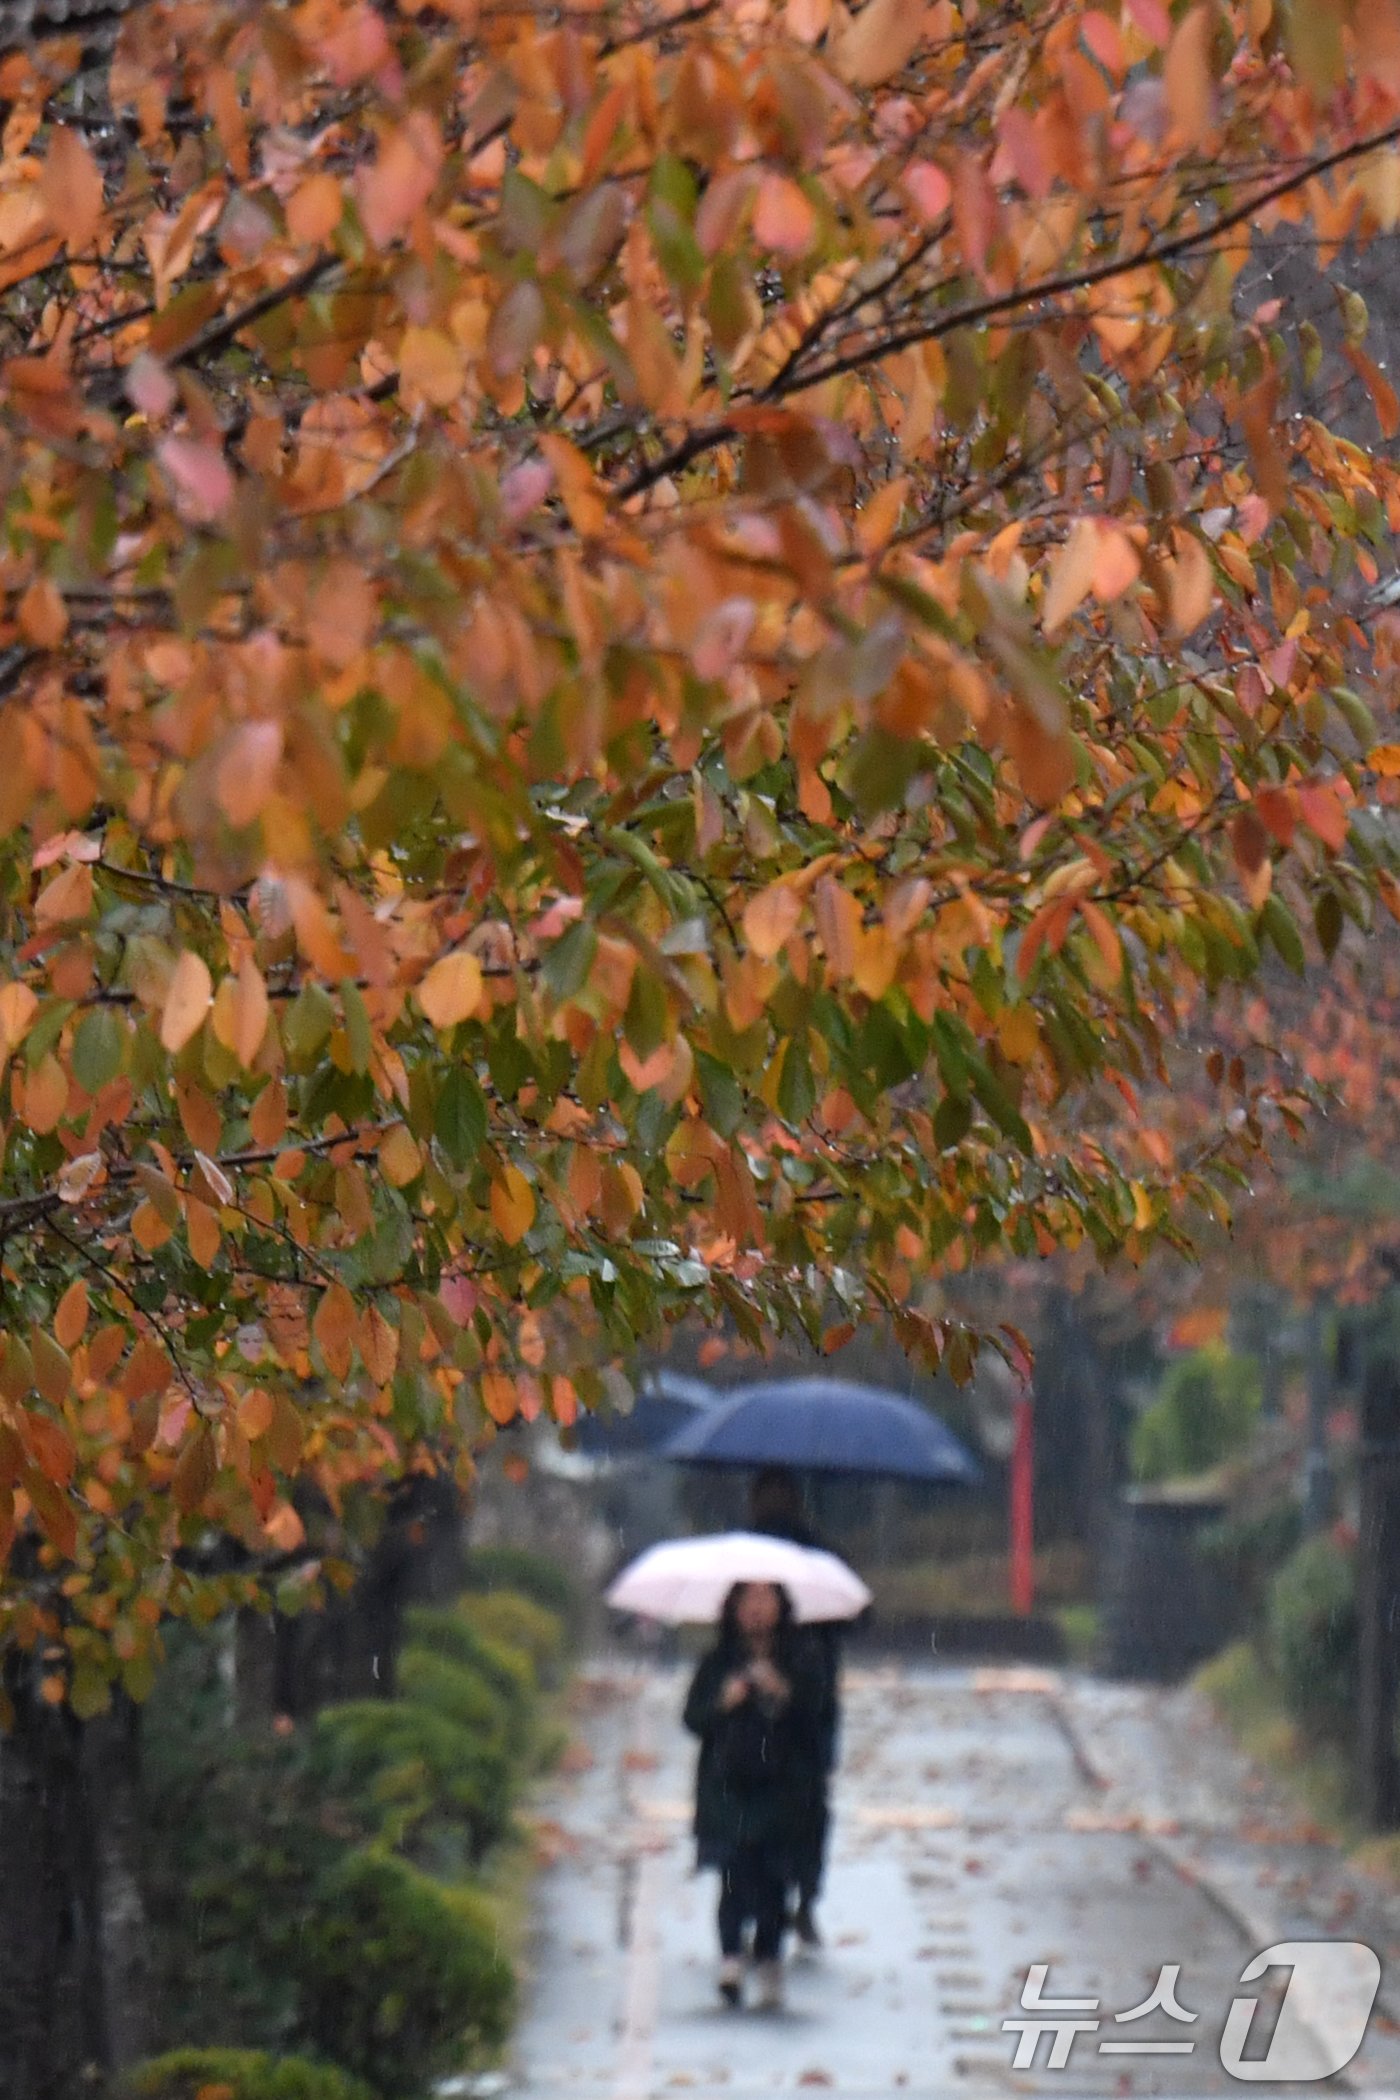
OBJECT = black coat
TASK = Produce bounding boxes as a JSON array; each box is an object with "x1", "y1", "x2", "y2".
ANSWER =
[
  {"x1": 683, "y1": 1638, "x2": 827, "y2": 1871},
  {"x1": 749, "y1": 1516, "x2": 842, "y2": 1771}
]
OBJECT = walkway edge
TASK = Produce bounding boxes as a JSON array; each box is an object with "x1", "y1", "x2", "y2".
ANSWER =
[{"x1": 1052, "y1": 1679, "x2": 1400, "y2": 2093}]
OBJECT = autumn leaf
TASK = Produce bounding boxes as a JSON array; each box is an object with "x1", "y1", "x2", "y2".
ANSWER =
[
  {"x1": 744, "y1": 883, "x2": 803, "y2": 960},
  {"x1": 359, "y1": 111, "x2": 443, "y2": 249},
  {"x1": 418, "y1": 950, "x2": 484, "y2": 1028},
  {"x1": 157, "y1": 437, "x2": 235, "y2": 525},
  {"x1": 39, "y1": 128, "x2": 104, "y2": 253},
  {"x1": 753, "y1": 174, "x2": 818, "y2": 258},
  {"x1": 830, "y1": 0, "x2": 929, "y2": 86},
  {"x1": 491, "y1": 1166, "x2": 536, "y2": 1246},
  {"x1": 161, "y1": 951, "x2": 213, "y2": 1052}
]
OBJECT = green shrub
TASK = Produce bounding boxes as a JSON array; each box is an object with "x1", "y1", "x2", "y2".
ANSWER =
[
  {"x1": 463, "y1": 1545, "x2": 577, "y2": 1632},
  {"x1": 396, "y1": 1646, "x2": 513, "y2": 1748},
  {"x1": 122, "y1": 2049, "x2": 375, "y2": 2100},
  {"x1": 1269, "y1": 1533, "x2": 1357, "y2": 1742},
  {"x1": 1131, "y1": 1346, "x2": 1261, "y2": 1483},
  {"x1": 402, "y1": 1606, "x2": 536, "y2": 1737},
  {"x1": 296, "y1": 1850, "x2": 514, "y2": 2098},
  {"x1": 310, "y1": 1700, "x2": 513, "y2": 1859},
  {"x1": 456, "y1": 1591, "x2": 565, "y2": 1683}
]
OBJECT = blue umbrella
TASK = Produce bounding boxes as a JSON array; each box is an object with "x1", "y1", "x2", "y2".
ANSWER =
[
  {"x1": 572, "y1": 1368, "x2": 715, "y2": 1459},
  {"x1": 659, "y1": 1376, "x2": 981, "y2": 1484}
]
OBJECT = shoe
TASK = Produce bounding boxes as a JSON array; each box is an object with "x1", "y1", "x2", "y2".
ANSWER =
[
  {"x1": 718, "y1": 1956, "x2": 743, "y2": 2008},
  {"x1": 754, "y1": 1960, "x2": 784, "y2": 2011},
  {"x1": 794, "y1": 1899, "x2": 821, "y2": 1948}
]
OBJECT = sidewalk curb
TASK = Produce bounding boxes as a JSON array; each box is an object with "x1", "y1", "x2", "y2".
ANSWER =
[{"x1": 1051, "y1": 1680, "x2": 1400, "y2": 2091}]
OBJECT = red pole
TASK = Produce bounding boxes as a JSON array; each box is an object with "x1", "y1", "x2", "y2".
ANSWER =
[{"x1": 1010, "y1": 1392, "x2": 1034, "y2": 1615}]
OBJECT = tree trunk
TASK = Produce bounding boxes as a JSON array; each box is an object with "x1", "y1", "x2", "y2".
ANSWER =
[
  {"x1": 87, "y1": 1694, "x2": 152, "y2": 2075},
  {"x1": 1357, "y1": 1355, "x2": 1400, "y2": 1828}
]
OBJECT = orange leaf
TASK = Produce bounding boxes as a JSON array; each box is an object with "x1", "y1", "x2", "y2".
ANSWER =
[
  {"x1": 830, "y1": 0, "x2": 929, "y2": 86},
  {"x1": 171, "y1": 1423, "x2": 217, "y2": 1514},
  {"x1": 23, "y1": 1411, "x2": 75, "y2": 1486},
  {"x1": 358, "y1": 110, "x2": 442, "y2": 249},
  {"x1": 0, "y1": 983, "x2": 37, "y2": 1057},
  {"x1": 1041, "y1": 519, "x2": 1099, "y2": 634},
  {"x1": 186, "y1": 1198, "x2": 220, "y2": 1269},
  {"x1": 1163, "y1": 6, "x2": 1214, "y2": 147},
  {"x1": 238, "y1": 1388, "x2": 275, "y2": 1440},
  {"x1": 418, "y1": 949, "x2": 484, "y2": 1028},
  {"x1": 40, "y1": 127, "x2": 104, "y2": 253},
  {"x1": 287, "y1": 172, "x2": 344, "y2": 245},
  {"x1": 360, "y1": 1304, "x2": 399, "y2": 1385},
  {"x1": 743, "y1": 882, "x2": 803, "y2": 961},
  {"x1": 1166, "y1": 533, "x2": 1214, "y2": 635},
  {"x1": 482, "y1": 1370, "x2": 520, "y2": 1425},
  {"x1": 753, "y1": 174, "x2": 817, "y2": 258},
  {"x1": 1297, "y1": 781, "x2": 1349, "y2": 854},
  {"x1": 18, "y1": 575, "x2": 66, "y2": 647},
  {"x1": 160, "y1": 951, "x2": 212, "y2": 1053},
  {"x1": 53, "y1": 1279, "x2": 88, "y2": 1351},
  {"x1": 491, "y1": 1165, "x2": 536, "y2": 1246},
  {"x1": 314, "y1": 1282, "x2": 357, "y2": 1381}
]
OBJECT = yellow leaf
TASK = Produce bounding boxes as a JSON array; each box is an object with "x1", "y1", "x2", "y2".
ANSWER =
[
  {"x1": 491, "y1": 1165, "x2": 536, "y2": 1246},
  {"x1": 1369, "y1": 744, "x2": 1400, "y2": 776},
  {"x1": 0, "y1": 983, "x2": 37, "y2": 1057},
  {"x1": 160, "y1": 951, "x2": 213, "y2": 1053},
  {"x1": 400, "y1": 325, "x2": 464, "y2": 409},
  {"x1": 418, "y1": 950, "x2": 484, "y2": 1029},
  {"x1": 380, "y1": 1124, "x2": 422, "y2": 1187},
  {"x1": 998, "y1": 1005, "x2": 1040, "y2": 1064},
  {"x1": 743, "y1": 883, "x2": 803, "y2": 961}
]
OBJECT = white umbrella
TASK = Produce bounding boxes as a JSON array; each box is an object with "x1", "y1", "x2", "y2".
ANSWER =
[{"x1": 605, "y1": 1530, "x2": 871, "y2": 1625}]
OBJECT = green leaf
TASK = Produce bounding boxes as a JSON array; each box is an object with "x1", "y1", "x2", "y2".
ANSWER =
[
  {"x1": 71, "y1": 1008, "x2": 126, "y2": 1094},
  {"x1": 1259, "y1": 895, "x2": 1306, "y2": 974},
  {"x1": 435, "y1": 1066, "x2": 487, "y2": 1170},
  {"x1": 340, "y1": 980, "x2": 373, "y2": 1075},
  {"x1": 1315, "y1": 890, "x2": 1344, "y2": 961},
  {"x1": 695, "y1": 1050, "x2": 743, "y2": 1138}
]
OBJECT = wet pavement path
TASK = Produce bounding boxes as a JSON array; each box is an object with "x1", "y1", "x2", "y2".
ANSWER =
[{"x1": 507, "y1": 1662, "x2": 1400, "y2": 2100}]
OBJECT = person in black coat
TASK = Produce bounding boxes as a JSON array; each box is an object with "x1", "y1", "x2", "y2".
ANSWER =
[
  {"x1": 748, "y1": 1466, "x2": 841, "y2": 1946},
  {"x1": 683, "y1": 1580, "x2": 826, "y2": 2010}
]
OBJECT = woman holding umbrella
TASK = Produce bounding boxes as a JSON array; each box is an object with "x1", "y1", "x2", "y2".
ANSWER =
[{"x1": 683, "y1": 1580, "x2": 827, "y2": 2011}]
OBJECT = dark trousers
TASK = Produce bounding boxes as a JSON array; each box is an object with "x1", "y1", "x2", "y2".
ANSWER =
[
  {"x1": 718, "y1": 1842, "x2": 788, "y2": 1962},
  {"x1": 796, "y1": 1786, "x2": 830, "y2": 1905}
]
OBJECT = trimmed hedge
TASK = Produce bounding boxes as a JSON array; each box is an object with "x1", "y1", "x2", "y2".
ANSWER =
[
  {"x1": 296, "y1": 1849, "x2": 514, "y2": 2098},
  {"x1": 402, "y1": 1605, "x2": 536, "y2": 1739},
  {"x1": 1269, "y1": 1533, "x2": 1357, "y2": 1742},
  {"x1": 122, "y1": 2049, "x2": 376, "y2": 2100},
  {"x1": 456, "y1": 1590, "x2": 565, "y2": 1684},
  {"x1": 463, "y1": 1545, "x2": 578, "y2": 1632},
  {"x1": 310, "y1": 1699, "x2": 514, "y2": 1860}
]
